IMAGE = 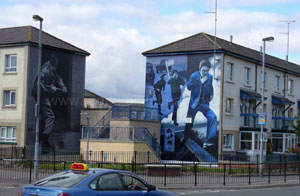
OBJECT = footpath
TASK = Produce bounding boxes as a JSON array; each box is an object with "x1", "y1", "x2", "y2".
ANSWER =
[{"x1": 156, "y1": 180, "x2": 300, "y2": 190}]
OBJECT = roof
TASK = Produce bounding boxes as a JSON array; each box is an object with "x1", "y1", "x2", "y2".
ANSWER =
[
  {"x1": 272, "y1": 94, "x2": 295, "y2": 105},
  {"x1": 0, "y1": 26, "x2": 90, "y2": 55},
  {"x1": 84, "y1": 89, "x2": 112, "y2": 105},
  {"x1": 142, "y1": 32, "x2": 300, "y2": 75},
  {"x1": 240, "y1": 88, "x2": 262, "y2": 100}
]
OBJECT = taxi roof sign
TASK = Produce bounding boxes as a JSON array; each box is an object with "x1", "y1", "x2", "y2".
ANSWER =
[{"x1": 71, "y1": 163, "x2": 89, "y2": 171}]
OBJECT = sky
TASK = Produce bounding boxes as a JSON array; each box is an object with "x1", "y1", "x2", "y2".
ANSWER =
[{"x1": 0, "y1": 0, "x2": 299, "y2": 103}]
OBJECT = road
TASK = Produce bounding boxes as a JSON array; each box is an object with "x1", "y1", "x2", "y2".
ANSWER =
[
  {"x1": 168, "y1": 186, "x2": 300, "y2": 196},
  {"x1": 1, "y1": 183, "x2": 300, "y2": 196}
]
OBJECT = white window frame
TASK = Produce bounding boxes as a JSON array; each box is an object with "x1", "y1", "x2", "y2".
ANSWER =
[
  {"x1": 5, "y1": 54, "x2": 17, "y2": 73},
  {"x1": 3, "y1": 90, "x2": 16, "y2": 107},
  {"x1": 272, "y1": 133, "x2": 296, "y2": 153},
  {"x1": 244, "y1": 67, "x2": 251, "y2": 86},
  {"x1": 288, "y1": 79, "x2": 294, "y2": 95},
  {"x1": 0, "y1": 127, "x2": 16, "y2": 143},
  {"x1": 225, "y1": 98, "x2": 233, "y2": 114},
  {"x1": 275, "y1": 75, "x2": 280, "y2": 93},
  {"x1": 227, "y1": 62, "x2": 234, "y2": 82},
  {"x1": 240, "y1": 131, "x2": 252, "y2": 151},
  {"x1": 223, "y1": 134, "x2": 234, "y2": 151}
]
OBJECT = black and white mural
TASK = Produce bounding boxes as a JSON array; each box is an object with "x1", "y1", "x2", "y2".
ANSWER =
[{"x1": 26, "y1": 48, "x2": 85, "y2": 151}]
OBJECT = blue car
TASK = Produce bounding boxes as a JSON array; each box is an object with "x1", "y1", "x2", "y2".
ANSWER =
[{"x1": 18, "y1": 163, "x2": 176, "y2": 196}]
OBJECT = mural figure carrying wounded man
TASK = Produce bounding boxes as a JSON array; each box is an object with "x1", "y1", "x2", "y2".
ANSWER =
[
  {"x1": 182, "y1": 59, "x2": 217, "y2": 148},
  {"x1": 32, "y1": 54, "x2": 68, "y2": 150}
]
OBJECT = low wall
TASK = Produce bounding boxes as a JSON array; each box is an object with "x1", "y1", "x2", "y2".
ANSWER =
[{"x1": 80, "y1": 140, "x2": 160, "y2": 163}]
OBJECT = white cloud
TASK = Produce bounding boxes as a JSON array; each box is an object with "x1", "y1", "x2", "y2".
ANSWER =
[
  {"x1": 216, "y1": 0, "x2": 298, "y2": 8},
  {"x1": 1, "y1": 0, "x2": 299, "y2": 103}
]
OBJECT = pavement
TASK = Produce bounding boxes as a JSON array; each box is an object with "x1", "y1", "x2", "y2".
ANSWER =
[{"x1": 156, "y1": 180, "x2": 300, "y2": 190}]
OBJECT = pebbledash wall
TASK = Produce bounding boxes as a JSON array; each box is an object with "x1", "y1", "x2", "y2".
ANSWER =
[{"x1": 144, "y1": 54, "x2": 222, "y2": 161}]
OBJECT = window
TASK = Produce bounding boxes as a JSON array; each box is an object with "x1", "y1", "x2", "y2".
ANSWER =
[
  {"x1": 93, "y1": 173, "x2": 124, "y2": 190},
  {"x1": 272, "y1": 133, "x2": 283, "y2": 152},
  {"x1": 272, "y1": 133, "x2": 296, "y2": 153},
  {"x1": 288, "y1": 79, "x2": 294, "y2": 95},
  {"x1": 288, "y1": 108, "x2": 293, "y2": 119},
  {"x1": 240, "y1": 132, "x2": 252, "y2": 150},
  {"x1": 223, "y1": 134, "x2": 234, "y2": 150},
  {"x1": 225, "y1": 98, "x2": 233, "y2": 114},
  {"x1": 241, "y1": 99, "x2": 251, "y2": 126},
  {"x1": 275, "y1": 76, "x2": 280, "y2": 93},
  {"x1": 3, "y1": 90, "x2": 16, "y2": 106},
  {"x1": 5, "y1": 54, "x2": 17, "y2": 73},
  {"x1": 34, "y1": 170, "x2": 90, "y2": 188},
  {"x1": 0, "y1": 127, "x2": 16, "y2": 142},
  {"x1": 285, "y1": 134, "x2": 296, "y2": 152},
  {"x1": 227, "y1": 62, "x2": 234, "y2": 81},
  {"x1": 244, "y1": 67, "x2": 250, "y2": 85},
  {"x1": 120, "y1": 174, "x2": 148, "y2": 191}
]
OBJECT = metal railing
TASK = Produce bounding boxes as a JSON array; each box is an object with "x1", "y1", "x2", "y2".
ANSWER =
[
  {"x1": 111, "y1": 105, "x2": 159, "y2": 121},
  {"x1": 0, "y1": 150, "x2": 299, "y2": 186},
  {"x1": 240, "y1": 115, "x2": 258, "y2": 128},
  {"x1": 273, "y1": 118, "x2": 294, "y2": 130},
  {"x1": 95, "y1": 108, "x2": 112, "y2": 127}
]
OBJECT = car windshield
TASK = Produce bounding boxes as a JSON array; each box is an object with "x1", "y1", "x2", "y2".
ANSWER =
[{"x1": 34, "y1": 171, "x2": 90, "y2": 188}]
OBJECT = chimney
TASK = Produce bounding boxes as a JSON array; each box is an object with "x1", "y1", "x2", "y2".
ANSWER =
[
  {"x1": 229, "y1": 35, "x2": 233, "y2": 45},
  {"x1": 260, "y1": 46, "x2": 263, "y2": 55}
]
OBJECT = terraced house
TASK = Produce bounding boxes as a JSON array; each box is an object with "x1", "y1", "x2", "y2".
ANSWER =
[
  {"x1": 142, "y1": 32, "x2": 300, "y2": 161},
  {"x1": 0, "y1": 26, "x2": 89, "y2": 150}
]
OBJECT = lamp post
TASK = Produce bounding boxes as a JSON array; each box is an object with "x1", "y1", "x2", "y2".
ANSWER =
[
  {"x1": 260, "y1": 36, "x2": 274, "y2": 177},
  {"x1": 81, "y1": 112, "x2": 90, "y2": 165},
  {"x1": 32, "y1": 14, "x2": 43, "y2": 180}
]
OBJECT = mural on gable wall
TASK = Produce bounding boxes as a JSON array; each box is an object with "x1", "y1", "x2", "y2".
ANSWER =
[
  {"x1": 145, "y1": 54, "x2": 222, "y2": 162},
  {"x1": 26, "y1": 49, "x2": 83, "y2": 152}
]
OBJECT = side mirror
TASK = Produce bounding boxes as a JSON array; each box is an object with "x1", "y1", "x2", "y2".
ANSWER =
[{"x1": 148, "y1": 184, "x2": 156, "y2": 191}]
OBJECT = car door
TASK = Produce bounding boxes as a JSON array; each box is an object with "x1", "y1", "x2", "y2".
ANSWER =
[{"x1": 88, "y1": 173, "x2": 130, "y2": 196}]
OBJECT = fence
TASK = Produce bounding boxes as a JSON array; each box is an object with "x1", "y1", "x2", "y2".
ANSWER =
[
  {"x1": 111, "y1": 105, "x2": 159, "y2": 121},
  {"x1": 0, "y1": 148, "x2": 300, "y2": 186},
  {"x1": 0, "y1": 159, "x2": 299, "y2": 186}
]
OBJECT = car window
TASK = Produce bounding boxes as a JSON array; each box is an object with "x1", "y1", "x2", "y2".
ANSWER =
[
  {"x1": 34, "y1": 171, "x2": 90, "y2": 188},
  {"x1": 120, "y1": 174, "x2": 148, "y2": 191},
  {"x1": 90, "y1": 173, "x2": 124, "y2": 191}
]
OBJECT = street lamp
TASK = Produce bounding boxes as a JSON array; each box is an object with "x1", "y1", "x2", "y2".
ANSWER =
[
  {"x1": 32, "y1": 14, "x2": 43, "y2": 180},
  {"x1": 260, "y1": 36, "x2": 274, "y2": 177},
  {"x1": 81, "y1": 112, "x2": 90, "y2": 165}
]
